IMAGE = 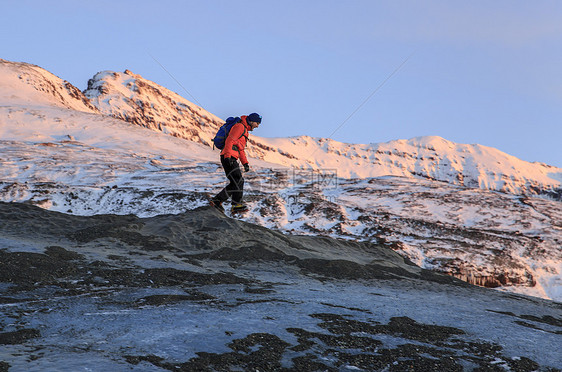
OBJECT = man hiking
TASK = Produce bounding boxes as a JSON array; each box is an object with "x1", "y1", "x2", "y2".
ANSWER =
[{"x1": 210, "y1": 112, "x2": 262, "y2": 213}]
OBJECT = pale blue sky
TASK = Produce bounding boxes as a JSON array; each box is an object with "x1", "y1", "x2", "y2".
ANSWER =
[{"x1": 3, "y1": 0, "x2": 561, "y2": 166}]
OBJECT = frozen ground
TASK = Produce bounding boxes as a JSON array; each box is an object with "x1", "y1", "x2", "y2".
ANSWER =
[{"x1": 0, "y1": 202, "x2": 560, "y2": 371}]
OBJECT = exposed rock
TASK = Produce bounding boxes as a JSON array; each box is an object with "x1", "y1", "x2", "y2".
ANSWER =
[{"x1": 0, "y1": 329, "x2": 40, "y2": 345}]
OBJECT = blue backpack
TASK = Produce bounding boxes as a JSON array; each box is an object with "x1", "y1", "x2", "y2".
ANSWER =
[{"x1": 213, "y1": 116, "x2": 241, "y2": 150}]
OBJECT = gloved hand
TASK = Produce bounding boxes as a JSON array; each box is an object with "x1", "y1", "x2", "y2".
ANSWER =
[{"x1": 243, "y1": 163, "x2": 250, "y2": 172}]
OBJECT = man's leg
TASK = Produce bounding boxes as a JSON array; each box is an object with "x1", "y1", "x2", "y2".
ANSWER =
[
  {"x1": 223, "y1": 157, "x2": 244, "y2": 203},
  {"x1": 214, "y1": 157, "x2": 244, "y2": 203}
]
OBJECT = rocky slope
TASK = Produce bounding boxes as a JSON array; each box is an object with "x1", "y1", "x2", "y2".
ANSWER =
[
  {"x1": 0, "y1": 58, "x2": 561, "y2": 302},
  {"x1": 0, "y1": 135, "x2": 560, "y2": 301}
]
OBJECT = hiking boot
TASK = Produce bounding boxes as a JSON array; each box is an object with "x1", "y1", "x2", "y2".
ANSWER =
[
  {"x1": 231, "y1": 203, "x2": 249, "y2": 213},
  {"x1": 209, "y1": 199, "x2": 225, "y2": 213}
]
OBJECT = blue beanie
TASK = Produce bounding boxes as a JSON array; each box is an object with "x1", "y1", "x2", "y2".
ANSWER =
[{"x1": 248, "y1": 113, "x2": 262, "y2": 123}]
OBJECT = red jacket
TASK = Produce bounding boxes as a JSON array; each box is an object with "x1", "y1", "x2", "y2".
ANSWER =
[{"x1": 221, "y1": 115, "x2": 250, "y2": 165}]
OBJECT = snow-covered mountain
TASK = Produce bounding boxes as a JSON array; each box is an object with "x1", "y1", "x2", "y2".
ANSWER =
[
  {"x1": 0, "y1": 59, "x2": 97, "y2": 113},
  {"x1": 257, "y1": 135, "x2": 562, "y2": 197},
  {"x1": 81, "y1": 64, "x2": 562, "y2": 197},
  {"x1": 83, "y1": 69, "x2": 223, "y2": 144},
  {"x1": 0, "y1": 58, "x2": 561, "y2": 302}
]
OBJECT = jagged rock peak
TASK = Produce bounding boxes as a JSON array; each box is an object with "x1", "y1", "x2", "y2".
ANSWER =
[
  {"x1": 123, "y1": 69, "x2": 141, "y2": 78},
  {"x1": 83, "y1": 68, "x2": 223, "y2": 146}
]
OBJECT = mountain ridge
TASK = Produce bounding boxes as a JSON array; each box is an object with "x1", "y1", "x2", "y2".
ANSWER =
[
  {"x1": 71, "y1": 60, "x2": 561, "y2": 199},
  {"x1": 1, "y1": 58, "x2": 560, "y2": 301}
]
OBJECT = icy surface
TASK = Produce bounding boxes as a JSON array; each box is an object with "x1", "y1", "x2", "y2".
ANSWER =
[{"x1": 0, "y1": 204, "x2": 560, "y2": 371}]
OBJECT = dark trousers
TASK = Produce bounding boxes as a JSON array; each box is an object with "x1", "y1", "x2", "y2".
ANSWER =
[{"x1": 214, "y1": 156, "x2": 244, "y2": 203}]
